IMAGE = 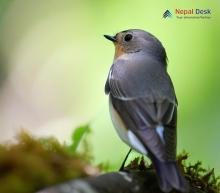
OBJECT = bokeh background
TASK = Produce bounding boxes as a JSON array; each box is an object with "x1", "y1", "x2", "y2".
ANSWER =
[{"x1": 0, "y1": 0, "x2": 219, "y2": 173}]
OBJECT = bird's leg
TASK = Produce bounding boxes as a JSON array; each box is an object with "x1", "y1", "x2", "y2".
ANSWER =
[{"x1": 119, "y1": 148, "x2": 132, "y2": 171}]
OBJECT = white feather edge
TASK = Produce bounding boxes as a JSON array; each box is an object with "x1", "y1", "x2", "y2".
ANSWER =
[{"x1": 127, "y1": 131, "x2": 148, "y2": 155}]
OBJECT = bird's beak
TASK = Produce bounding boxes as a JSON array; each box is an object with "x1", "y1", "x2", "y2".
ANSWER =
[{"x1": 104, "y1": 35, "x2": 116, "y2": 42}]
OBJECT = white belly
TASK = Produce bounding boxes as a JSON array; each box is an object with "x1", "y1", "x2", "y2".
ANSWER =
[
  {"x1": 109, "y1": 97, "x2": 147, "y2": 155},
  {"x1": 109, "y1": 97, "x2": 128, "y2": 143}
]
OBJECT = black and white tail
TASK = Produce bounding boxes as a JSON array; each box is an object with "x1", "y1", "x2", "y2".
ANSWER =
[{"x1": 153, "y1": 158, "x2": 189, "y2": 192}]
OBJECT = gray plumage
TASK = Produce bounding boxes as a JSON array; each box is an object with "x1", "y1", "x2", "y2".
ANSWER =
[{"x1": 104, "y1": 29, "x2": 189, "y2": 192}]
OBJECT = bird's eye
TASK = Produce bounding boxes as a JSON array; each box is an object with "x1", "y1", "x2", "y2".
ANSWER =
[{"x1": 124, "y1": 34, "x2": 133, "y2": 42}]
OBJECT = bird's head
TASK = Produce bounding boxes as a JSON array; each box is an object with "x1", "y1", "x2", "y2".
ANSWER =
[{"x1": 104, "y1": 29, "x2": 167, "y2": 64}]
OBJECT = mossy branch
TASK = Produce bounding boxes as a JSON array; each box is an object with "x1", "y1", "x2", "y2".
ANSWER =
[
  {"x1": 36, "y1": 154, "x2": 220, "y2": 193},
  {"x1": 0, "y1": 129, "x2": 219, "y2": 193}
]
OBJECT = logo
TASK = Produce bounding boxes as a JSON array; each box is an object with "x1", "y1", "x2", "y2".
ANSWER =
[
  {"x1": 175, "y1": 9, "x2": 211, "y2": 15},
  {"x1": 163, "y1": 10, "x2": 172, "y2": 18},
  {"x1": 162, "y1": 9, "x2": 212, "y2": 19}
]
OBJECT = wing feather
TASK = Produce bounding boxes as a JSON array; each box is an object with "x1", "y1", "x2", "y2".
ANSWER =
[{"x1": 111, "y1": 95, "x2": 177, "y2": 162}]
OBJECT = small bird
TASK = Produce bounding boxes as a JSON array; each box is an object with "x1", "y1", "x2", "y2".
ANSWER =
[{"x1": 104, "y1": 29, "x2": 189, "y2": 192}]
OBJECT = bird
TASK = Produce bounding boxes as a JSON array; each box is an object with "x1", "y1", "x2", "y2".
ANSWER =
[{"x1": 104, "y1": 29, "x2": 189, "y2": 192}]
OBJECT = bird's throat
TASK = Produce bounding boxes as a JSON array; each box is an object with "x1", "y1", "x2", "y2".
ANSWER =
[{"x1": 114, "y1": 44, "x2": 125, "y2": 59}]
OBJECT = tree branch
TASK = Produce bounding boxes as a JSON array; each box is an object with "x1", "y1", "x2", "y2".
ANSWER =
[{"x1": 36, "y1": 169, "x2": 205, "y2": 193}]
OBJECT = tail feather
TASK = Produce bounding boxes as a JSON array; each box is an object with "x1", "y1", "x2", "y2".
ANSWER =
[{"x1": 153, "y1": 159, "x2": 189, "y2": 192}]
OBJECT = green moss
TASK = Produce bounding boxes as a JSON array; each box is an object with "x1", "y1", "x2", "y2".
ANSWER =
[
  {"x1": 0, "y1": 128, "x2": 219, "y2": 193},
  {"x1": 0, "y1": 132, "x2": 99, "y2": 193},
  {"x1": 125, "y1": 152, "x2": 220, "y2": 193},
  {"x1": 179, "y1": 152, "x2": 220, "y2": 193}
]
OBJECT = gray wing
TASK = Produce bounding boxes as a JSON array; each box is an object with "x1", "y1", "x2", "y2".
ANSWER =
[
  {"x1": 106, "y1": 58, "x2": 177, "y2": 103},
  {"x1": 111, "y1": 95, "x2": 177, "y2": 162},
  {"x1": 106, "y1": 58, "x2": 177, "y2": 161}
]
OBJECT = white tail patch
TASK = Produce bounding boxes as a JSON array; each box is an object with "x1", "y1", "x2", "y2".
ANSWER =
[{"x1": 156, "y1": 126, "x2": 165, "y2": 144}]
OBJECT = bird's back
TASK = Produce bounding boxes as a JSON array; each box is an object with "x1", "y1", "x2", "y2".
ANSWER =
[{"x1": 109, "y1": 53, "x2": 176, "y2": 103}]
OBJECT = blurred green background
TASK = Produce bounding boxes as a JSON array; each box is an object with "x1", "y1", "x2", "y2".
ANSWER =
[{"x1": 0, "y1": 0, "x2": 219, "y2": 173}]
